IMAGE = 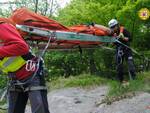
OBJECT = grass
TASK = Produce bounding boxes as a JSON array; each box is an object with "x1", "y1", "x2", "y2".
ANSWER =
[
  {"x1": 48, "y1": 71, "x2": 150, "y2": 93},
  {"x1": 99, "y1": 71, "x2": 150, "y2": 105},
  {"x1": 47, "y1": 71, "x2": 150, "y2": 91},
  {"x1": 47, "y1": 74, "x2": 108, "y2": 90},
  {"x1": 108, "y1": 71, "x2": 150, "y2": 97},
  {"x1": 48, "y1": 71, "x2": 150, "y2": 104}
]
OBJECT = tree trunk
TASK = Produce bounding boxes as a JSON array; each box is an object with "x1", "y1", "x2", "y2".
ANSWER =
[
  {"x1": 49, "y1": 0, "x2": 54, "y2": 17},
  {"x1": 43, "y1": 0, "x2": 48, "y2": 16},
  {"x1": 35, "y1": 0, "x2": 38, "y2": 13}
]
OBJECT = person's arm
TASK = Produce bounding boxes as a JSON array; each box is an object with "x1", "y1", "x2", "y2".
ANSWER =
[
  {"x1": 120, "y1": 28, "x2": 131, "y2": 42},
  {"x1": 0, "y1": 23, "x2": 29, "y2": 58},
  {"x1": 123, "y1": 28, "x2": 131, "y2": 42}
]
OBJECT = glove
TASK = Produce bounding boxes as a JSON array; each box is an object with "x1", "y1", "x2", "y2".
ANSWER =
[
  {"x1": 115, "y1": 33, "x2": 124, "y2": 41},
  {"x1": 119, "y1": 33, "x2": 129, "y2": 42},
  {"x1": 118, "y1": 33, "x2": 124, "y2": 39}
]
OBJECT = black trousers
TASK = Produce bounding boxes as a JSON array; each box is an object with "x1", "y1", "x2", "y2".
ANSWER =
[
  {"x1": 8, "y1": 64, "x2": 50, "y2": 113},
  {"x1": 116, "y1": 46, "x2": 136, "y2": 82}
]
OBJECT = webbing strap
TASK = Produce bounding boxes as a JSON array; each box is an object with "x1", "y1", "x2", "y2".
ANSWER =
[
  {"x1": 9, "y1": 89, "x2": 22, "y2": 92},
  {"x1": 120, "y1": 26, "x2": 124, "y2": 33},
  {"x1": 9, "y1": 86, "x2": 47, "y2": 92},
  {"x1": 24, "y1": 86, "x2": 47, "y2": 92}
]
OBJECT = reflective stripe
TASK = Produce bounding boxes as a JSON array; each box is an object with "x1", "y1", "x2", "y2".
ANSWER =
[
  {"x1": 3, "y1": 57, "x2": 16, "y2": 67},
  {"x1": 9, "y1": 86, "x2": 47, "y2": 92},
  {"x1": 0, "y1": 56, "x2": 26, "y2": 73},
  {"x1": 128, "y1": 56, "x2": 133, "y2": 60},
  {"x1": 24, "y1": 86, "x2": 47, "y2": 92}
]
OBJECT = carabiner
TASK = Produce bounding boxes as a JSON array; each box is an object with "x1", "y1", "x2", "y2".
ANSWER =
[{"x1": 25, "y1": 60, "x2": 36, "y2": 71}]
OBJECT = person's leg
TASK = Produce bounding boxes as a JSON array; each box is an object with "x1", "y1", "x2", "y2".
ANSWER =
[
  {"x1": 27, "y1": 74, "x2": 50, "y2": 113},
  {"x1": 128, "y1": 58, "x2": 136, "y2": 79},
  {"x1": 8, "y1": 87, "x2": 28, "y2": 113},
  {"x1": 25, "y1": 58, "x2": 50, "y2": 113},
  {"x1": 117, "y1": 62, "x2": 124, "y2": 82},
  {"x1": 116, "y1": 48, "x2": 124, "y2": 82},
  {"x1": 28, "y1": 90, "x2": 50, "y2": 113},
  {"x1": 126, "y1": 50, "x2": 136, "y2": 80}
]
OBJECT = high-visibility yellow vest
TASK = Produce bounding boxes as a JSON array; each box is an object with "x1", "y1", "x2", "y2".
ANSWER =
[{"x1": 0, "y1": 56, "x2": 26, "y2": 73}]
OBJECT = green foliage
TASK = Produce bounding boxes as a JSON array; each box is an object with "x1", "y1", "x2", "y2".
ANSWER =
[
  {"x1": 0, "y1": 74, "x2": 7, "y2": 89},
  {"x1": 64, "y1": 74, "x2": 107, "y2": 88},
  {"x1": 116, "y1": 0, "x2": 150, "y2": 50},
  {"x1": 57, "y1": 0, "x2": 150, "y2": 49},
  {"x1": 57, "y1": 0, "x2": 119, "y2": 26},
  {"x1": 0, "y1": 110, "x2": 6, "y2": 113},
  {"x1": 44, "y1": 48, "x2": 118, "y2": 79},
  {"x1": 0, "y1": 0, "x2": 149, "y2": 87},
  {"x1": 53, "y1": 0, "x2": 150, "y2": 77},
  {"x1": 44, "y1": 51, "x2": 88, "y2": 77},
  {"x1": 95, "y1": 71, "x2": 150, "y2": 105}
]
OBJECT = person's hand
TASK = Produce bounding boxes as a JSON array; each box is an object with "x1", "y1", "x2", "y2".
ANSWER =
[
  {"x1": 123, "y1": 37, "x2": 129, "y2": 41},
  {"x1": 119, "y1": 33, "x2": 124, "y2": 39},
  {"x1": 117, "y1": 33, "x2": 129, "y2": 42}
]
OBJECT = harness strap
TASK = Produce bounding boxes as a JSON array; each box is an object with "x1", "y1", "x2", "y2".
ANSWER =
[
  {"x1": 9, "y1": 88, "x2": 23, "y2": 92},
  {"x1": 24, "y1": 86, "x2": 47, "y2": 92},
  {"x1": 9, "y1": 86, "x2": 47, "y2": 92},
  {"x1": 120, "y1": 26, "x2": 124, "y2": 33}
]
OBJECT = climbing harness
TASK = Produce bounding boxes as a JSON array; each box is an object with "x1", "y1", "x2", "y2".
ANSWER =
[
  {"x1": 116, "y1": 46, "x2": 124, "y2": 66},
  {"x1": 13, "y1": 32, "x2": 54, "y2": 86}
]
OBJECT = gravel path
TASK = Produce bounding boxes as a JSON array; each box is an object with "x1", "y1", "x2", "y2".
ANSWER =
[{"x1": 25, "y1": 86, "x2": 150, "y2": 113}]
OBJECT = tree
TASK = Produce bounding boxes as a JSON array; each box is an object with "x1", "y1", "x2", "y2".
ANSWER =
[
  {"x1": 0, "y1": 0, "x2": 60, "y2": 17},
  {"x1": 54, "y1": 0, "x2": 150, "y2": 76}
]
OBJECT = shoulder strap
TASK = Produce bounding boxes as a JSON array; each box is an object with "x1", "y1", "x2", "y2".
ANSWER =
[{"x1": 120, "y1": 26, "x2": 124, "y2": 33}]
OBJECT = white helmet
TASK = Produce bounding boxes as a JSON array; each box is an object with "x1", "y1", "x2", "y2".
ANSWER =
[{"x1": 108, "y1": 19, "x2": 118, "y2": 28}]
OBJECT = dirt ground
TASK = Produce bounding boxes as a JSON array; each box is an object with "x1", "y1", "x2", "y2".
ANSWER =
[{"x1": 25, "y1": 86, "x2": 150, "y2": 113}]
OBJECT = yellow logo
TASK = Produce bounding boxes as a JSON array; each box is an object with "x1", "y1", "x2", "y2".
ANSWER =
[{"x1": 138, "y1": 8, "x2": 150, "y2": 20}]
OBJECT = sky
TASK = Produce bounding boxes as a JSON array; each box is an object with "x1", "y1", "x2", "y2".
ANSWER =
[
  {"x1": 0, "y1": 0, "x2": 71, "y2": 16},
  {"x1": 57, "y1": 0, "x2": 71, "y2": 8},
  {"x1": 0, "y1": 0, "x2": 71, "y2": 8}
]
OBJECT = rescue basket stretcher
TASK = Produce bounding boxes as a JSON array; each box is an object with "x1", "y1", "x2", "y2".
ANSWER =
[
  {"x1": 16, "y1": 24, "x2": 139, "y2": 55},
  {"x1": 16, "y1": 24, "x2": 117, "y2": 49}
]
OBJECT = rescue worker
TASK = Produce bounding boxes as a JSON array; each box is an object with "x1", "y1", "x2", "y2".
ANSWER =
[
  {"x1": 108, "y1": 19, "x2": 136, "y2": 83},
  {"x1": 0, "y1": 21, "x2": 50, "y2": 113}
]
